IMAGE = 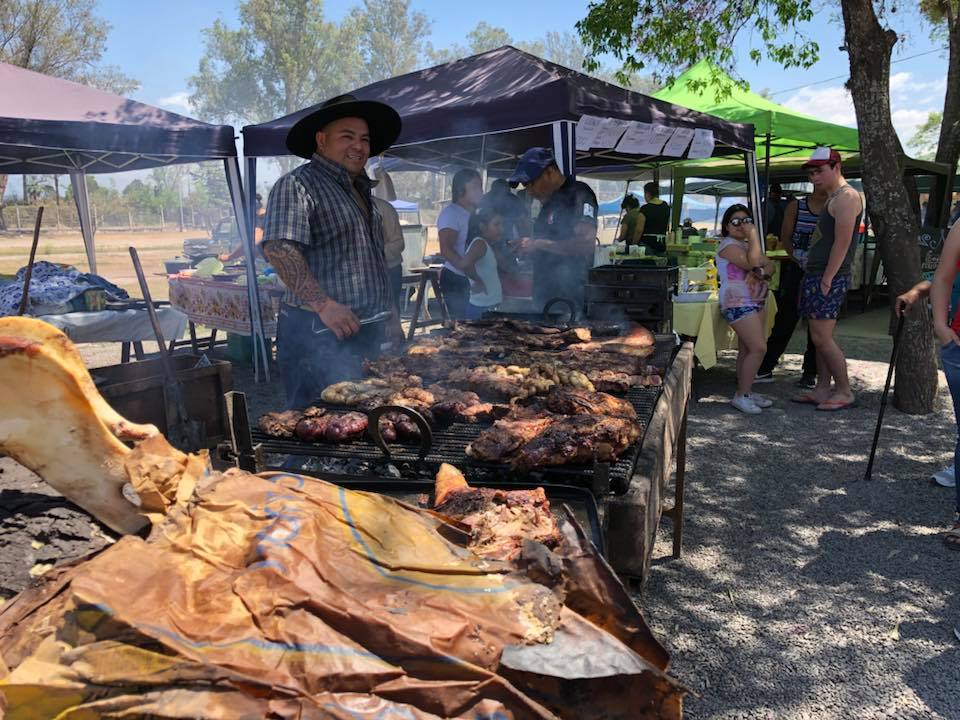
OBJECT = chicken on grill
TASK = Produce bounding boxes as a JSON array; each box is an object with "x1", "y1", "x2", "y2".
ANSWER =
[{"x1": 432, "y1": 463, "x2": 563, "y2": 560}]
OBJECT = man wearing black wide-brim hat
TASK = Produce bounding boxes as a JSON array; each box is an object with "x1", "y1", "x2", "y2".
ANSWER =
[{"x1": 262, "y1": 94, "x2": 402, "y2": 409}]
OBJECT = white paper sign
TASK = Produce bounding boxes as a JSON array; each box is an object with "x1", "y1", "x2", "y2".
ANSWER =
[
  {"x1": 575, "y1": 115, "x2": 605, "y2": 151},
  {"x1": 687, "y1": 128, "x2": 716, "y2": 159},
  {"x1": 592, "y1": 118, "x2": 630, "y2": 149},
  {"x1": 615, "y1": 122, "x2": 654, "y2": 154},
  {"x1": 662, "y1": 127, "x2": 695, "y2": 157},
  {"x1": 640, "y1": 125, "x2": 676, "y2": 155}
]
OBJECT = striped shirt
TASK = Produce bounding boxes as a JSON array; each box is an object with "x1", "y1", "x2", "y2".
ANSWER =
[
  {"x1": 262, "y1": 154, "x2": 390, "y2": 317},
  {"x1": 791, "y1": 197, "x2": 819, "y2": 253}
]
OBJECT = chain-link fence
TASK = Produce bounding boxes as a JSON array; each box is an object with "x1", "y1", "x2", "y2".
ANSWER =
[{"x1": 0, "y1": 203, "x2": 225, "y2": 233}]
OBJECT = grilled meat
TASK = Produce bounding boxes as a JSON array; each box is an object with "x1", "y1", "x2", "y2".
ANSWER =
[
  {"x1": 430, "y1": 385, "x2": 495, "y2": 423},
  {"x1": 291, "y1": 410, "x2": 368, "y2": 443},
  {"x1": 294, "y1": 414, "x2": 331, "y2": 442},
  {"x1": 378, "y1": 410, "x2": 422, "y2": 443},
  {"x1": 258, "y1": 406, "x2": 325, "y2": 438},
  {"x1": 432, "y1": 464, "x2": 563, "y2": 560},
  {"x1": 466, "y1": 416, "x2": 555, "y2": 462},
  {"x1": 321, "y1": 374, "x2": 422, "y2": 405},
  {"x1": 512, "y1": 415, "x2": 643, "y2": 472},
  {"x1": 542, "y1": 388, "x2": 637, "y2": 419},
  {"x1": 323, "y1": 411, "x2": 368, "y2": 442}
]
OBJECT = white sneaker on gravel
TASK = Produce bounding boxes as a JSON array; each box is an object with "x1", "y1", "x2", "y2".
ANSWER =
[
  {"x1": 731, "y1": 394, "x2": 762, "y2": 414},
  {"x1": 932, "y1": 466, "x2": 956, "y2": 488},
  {"x1": 750, "y1": 393, "x2": 773, "y2": 408}
]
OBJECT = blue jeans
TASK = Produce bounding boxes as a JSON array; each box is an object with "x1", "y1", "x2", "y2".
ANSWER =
[
  {"x1": 940, "y1": 342, "x2": 960, "y2": 514},
  {"x1": 276, "y1": 304, "x2": 383, "y2": 410}
]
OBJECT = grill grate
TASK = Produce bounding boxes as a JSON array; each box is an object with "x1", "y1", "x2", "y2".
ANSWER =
[{"x1": 249, "y1": 337, "x2": 676, "y2": 495}]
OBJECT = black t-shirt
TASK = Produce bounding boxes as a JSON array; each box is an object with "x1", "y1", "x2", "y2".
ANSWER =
[
  {"x1": 639, "y1": 201, "x2": 670, "y2": 251},
  {"x1": 532, "y1": 176, "x2": 598, "y2": 307}
]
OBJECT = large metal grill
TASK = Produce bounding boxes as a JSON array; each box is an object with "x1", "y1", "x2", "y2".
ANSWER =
[{"x1": 236, "y1": 336, "x2": 677, "y2": 497}]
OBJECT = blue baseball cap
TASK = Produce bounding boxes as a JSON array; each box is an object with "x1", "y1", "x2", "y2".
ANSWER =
[{"x1": 508, "y1": 147, "x2": 555, "y2": 187}]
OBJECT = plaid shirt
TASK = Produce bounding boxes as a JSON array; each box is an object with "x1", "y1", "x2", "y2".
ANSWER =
[{"x1": 262, "y1": 154, "x2": 390, "y2": 317}]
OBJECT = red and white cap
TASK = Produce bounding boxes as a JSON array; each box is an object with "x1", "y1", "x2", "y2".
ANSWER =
[{"x1": 802, "y1": 146, "x2": 842, "y2": 168}]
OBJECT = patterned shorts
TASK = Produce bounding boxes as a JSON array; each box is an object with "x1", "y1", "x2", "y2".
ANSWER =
[
  {"x1": 799, "y1": 273, "x2": 851, "y2": 320},
  {"x1": 721, "y1": 305, "x2": 762, "y2": 325}
]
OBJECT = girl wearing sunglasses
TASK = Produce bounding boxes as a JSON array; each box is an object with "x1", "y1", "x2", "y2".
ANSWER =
[{"x1": 717, "y1": 204, "x2": 775, "y2": 414}]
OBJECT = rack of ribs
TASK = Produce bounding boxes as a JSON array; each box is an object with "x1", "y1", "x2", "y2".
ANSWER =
[{"x1": 432, "y1": 463, "x2": 563, "y2": 560}]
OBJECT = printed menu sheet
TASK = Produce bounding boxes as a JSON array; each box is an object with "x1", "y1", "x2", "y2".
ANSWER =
[{"x1": 687, "y1": 129, "x2": 716, "y2": 159}]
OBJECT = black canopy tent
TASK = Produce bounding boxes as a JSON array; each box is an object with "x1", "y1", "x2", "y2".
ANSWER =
[
  {"x1": 241, "y1": 46, "x2": 762, "y2": 229},
  {"x1": 0, "y1": 62, "x2": 270, "y2": 380}
]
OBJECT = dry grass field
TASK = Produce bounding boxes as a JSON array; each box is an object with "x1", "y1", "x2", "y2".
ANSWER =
[{"x1": 0, "y1": 229, "x2": 203, "y2": 301}]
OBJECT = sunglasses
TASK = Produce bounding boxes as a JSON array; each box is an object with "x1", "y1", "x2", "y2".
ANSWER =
[{"x1": 728, "y1": 217, "x2": 754, "y2": 227}]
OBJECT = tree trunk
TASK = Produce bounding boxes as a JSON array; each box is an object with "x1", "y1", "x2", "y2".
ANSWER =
[
  {"x1": 932, "y1": 1, "x2": 960, "y2": 223},
  {"x1": 841, "y1": 0, "x2": 938, "y2": 414}
]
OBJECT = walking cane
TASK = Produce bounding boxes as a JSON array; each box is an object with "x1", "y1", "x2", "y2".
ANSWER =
[{"x1": 862, "y1": 306, "x2": 906, "y2": 481}]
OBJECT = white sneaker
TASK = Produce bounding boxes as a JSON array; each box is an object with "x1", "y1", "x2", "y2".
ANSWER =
[
  {"x1": 932, "y1": 466, "x2": 957, "y2": 488},
  {"x1": 731, "y1": 394, "x2": 762, "y2": 414},
  {"x1": 750, "y1": 393, "x2": 773, "y2": 408}
]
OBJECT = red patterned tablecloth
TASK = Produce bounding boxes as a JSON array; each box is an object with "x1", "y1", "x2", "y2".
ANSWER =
[{"x1": 168, "y1": 277, "x2": 282, "y2": 337}]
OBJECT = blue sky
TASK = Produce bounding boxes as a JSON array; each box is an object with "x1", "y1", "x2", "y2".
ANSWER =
[{"x1": 97, "y1": 0, "x2": 950, "y2": 150}]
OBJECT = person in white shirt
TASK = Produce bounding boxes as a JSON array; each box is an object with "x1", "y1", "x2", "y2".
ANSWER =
[
  {"x1": 437, "y1": 168, "x2": 483, "y2": 318},
  {"x1": 460, "y1": 206, "x2": 507, "y2": 319}
]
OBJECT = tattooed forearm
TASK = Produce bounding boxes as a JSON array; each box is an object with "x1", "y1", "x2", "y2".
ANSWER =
[{"x1": 263, "y1": 240, "x2": 327, "y2": 305}]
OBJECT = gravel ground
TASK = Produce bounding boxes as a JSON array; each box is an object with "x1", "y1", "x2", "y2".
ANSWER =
[
  {"x1": 643, "y1": 332, "x2": 960, "y2": 719},
  {"x1": 3, "y1": 326, "x2": 959, "y2": 718}
]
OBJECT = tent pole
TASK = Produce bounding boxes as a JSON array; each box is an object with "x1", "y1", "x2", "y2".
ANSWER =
[
  {"x1": 479, "y1": 135, "x2": 487, "y2": 188},
  {"x1": 552, "y1": 121, "x2": 576, "y2": 176},
  {"x1": 714, "y1": 196, "x2": 721, "y2": 234},
  {"x1": 761, "y1": 132, "x2": 771, "y2": 235},
  {"x1": 224, "y1": 157, "x2": 270, "y2": 383},
  {"x1": 69, "y1": 171, "x2": 96, "y2": 274},
  {"x1": 613, "y1": 179, "x2": 631, "y2": 243},
  {"x1": 745, "y1": 151, "x2": 765, "y2": 249}
]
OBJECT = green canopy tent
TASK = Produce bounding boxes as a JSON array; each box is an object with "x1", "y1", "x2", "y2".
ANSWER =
[
  {"x1": 653, "y1": 59, "x2": 861, "y2": 230},
  {"x1": 653, "y1": 59, "x2": 859, "y2": 159},
  {"x1": 653, "y1": 60, "x2": 954, "y2": 229}
]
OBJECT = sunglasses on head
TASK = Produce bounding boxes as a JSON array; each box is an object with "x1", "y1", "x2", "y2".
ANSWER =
[{"x1": 729, "y1": 216, "x2": 753, "y2": 227}]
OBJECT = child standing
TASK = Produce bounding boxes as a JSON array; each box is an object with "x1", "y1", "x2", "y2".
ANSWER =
[
  {"x1": 717, "y1": 204, "x2": 775, "y2": 414},
  {"x1": 458, "y1": 207, "x2": 505, "y2": 320}
]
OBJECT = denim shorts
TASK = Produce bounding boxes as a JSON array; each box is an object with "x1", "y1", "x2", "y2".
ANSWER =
[
  {"x1": 800, "y1": 273, "x2": 851, "y2": 320},
  {"x1": 721, "y1": 305, "x2": 761, "y2": 324}
]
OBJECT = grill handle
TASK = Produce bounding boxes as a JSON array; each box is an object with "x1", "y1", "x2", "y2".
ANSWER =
[
  {"x1": 366, "y1": 404, "x2": 433, "y2": 461},
  {"x1": 543, "y1": 297, "x2": 577, "y2": 323}
]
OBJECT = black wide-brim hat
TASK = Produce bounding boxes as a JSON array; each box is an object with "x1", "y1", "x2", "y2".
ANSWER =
[{"x1": 285, "y1": 94, "x2": 402, "y2": 159}]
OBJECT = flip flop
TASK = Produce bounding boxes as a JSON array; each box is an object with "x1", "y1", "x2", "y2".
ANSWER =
[
  {"x1": 791, "y1": 394, "x2": 820, "y2": 404},
  {"x1": 816, "y1": 399, "x2": 856, "y2": 412}
]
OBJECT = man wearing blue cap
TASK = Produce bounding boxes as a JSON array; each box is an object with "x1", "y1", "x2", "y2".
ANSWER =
[{"x1": 508, "y1": 148, "x2": 599, "y2": 310}]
